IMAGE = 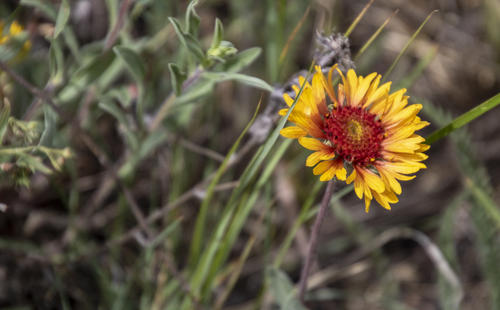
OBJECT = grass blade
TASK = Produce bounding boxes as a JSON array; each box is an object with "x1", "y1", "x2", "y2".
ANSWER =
[
  {"x1": 355, "y1": 9, "x2": 399, "y2": 59},
  {"x1": 382, "y1": 10, "x2": 437, "y2": 82},
  {"x1": 425, "y1": 92, "x2": 500, "y2": 145},
  {"x1": 344, "y1": 0, "x2": 374, "y2": 37},
  {"x1": 188, "y1": 98, "x2": 262, "y2": 269}
]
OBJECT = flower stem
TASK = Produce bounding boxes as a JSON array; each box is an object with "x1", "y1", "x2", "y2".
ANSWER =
[{"x1": 298, "y1": 179, "x2": 335, "y2": 303}]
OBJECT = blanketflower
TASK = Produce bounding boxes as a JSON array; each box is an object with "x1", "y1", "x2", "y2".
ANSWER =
[{"x1": 279, "y1": 65, "x2": 429, "y2": 212}]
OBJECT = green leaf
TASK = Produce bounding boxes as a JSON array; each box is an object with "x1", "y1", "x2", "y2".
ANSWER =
[
  {"x1": 146, "y1": 217, "x2": 182, "y2": 249},
  {"x1": 118, "y1": 130, "x2": 168, "y2": 179},
  {"x1": 168, "y1": 17, "x2": 205, "y2": 63},
  {"x1": 168, "y1": 17, "x2": 187, "y2": 46},
  {"x1": 49, "y1": 38, "x2": 65, "y2": 85},
  {"x1": 382, "y1": 10, "x2": 437, "y2": 82},
  {"x1": 266, "y1": 267, "x2": 307, "y2": 310},
  {"x1": 185, "y1": 68, "x2": 312, "y2": 307},
  {"x1": 72, "y1": 51, "x2": 116, "y2": 86},
  {"x1": 98, "y1": 100, "x2": 139, "y2": 151},
  {"x1": 98, "y1": 100, "x2": 129, "y2": 130},
  {"x1": 20, "y1": 0, "x2": 56, "y2": 19},
  {"x1": 38, "y1": 105, "x2": 58, "y2": 147},
  {"x1": 54, "y1": 0, "x2": 70, "y2": 38},
  {"x1": 438, "y1": 192, "x2": 467, "y2": 310},
  {"x1": 223, "y1": 47, "x2": 262, "y2": 73},
  {"x1": 466, "y1": 178, "x2": 500, "y2": 230},
  {"x1": 210, "y1": 18, "x2": 223, "y2": 49},
  {"x1": 202, "y1": 72, "x2": 273, "y2": 92},
  {"x1": 113, "y1": 46, "x2": 146, "y2": 83},
  {"x1": 188, "y1": 99, "x2": 262, "y2": 272},
  {"x1": 16, "y1": 152, "x2": 53, "y2": 175},
  {"x1": 423, "y1": 100, "x2": 500, "y2": 308},
  {"x1": 185, "y1": 0, "x2": 200, "y2": 36},
  {"x1": 0, "y1": 100, "x2": 11, "y2": 143},
  {"x1": 175, "y1": 79, "x2": 214, "y2": 105},
  {"x1": 168, "y1": 63, "x2": 187, "y2": 95},
  {"x1": 425, "y1": 92, "x2": 500, "y2": 145},
  {"x1": 38, "y1": 146, "x2": 72, "y2": 171}
]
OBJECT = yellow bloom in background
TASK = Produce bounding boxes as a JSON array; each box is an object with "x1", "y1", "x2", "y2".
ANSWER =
[
  {"x1": 279, "y1": 65, "x2": 430, "y2": 212},
  {"x1": 0, "y1": 20, "x2": 31, "y2": 61}
]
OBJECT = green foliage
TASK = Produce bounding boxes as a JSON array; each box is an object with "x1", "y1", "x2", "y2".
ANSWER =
[
  {"x1": 425, "y1": 93, "x2": 500, "y2": 145},
  {"x1": 0, "y1": 100, "x2": 70, "y2": 186},
  {"x1": 424, "y1": 100, "x2": 500, "y2": 309},
  {"x1": 266, "y1": 267, "x2": 307, "y2": 309},
  {"x1": 2, "y1": 0, "x2": 500, "y2": 309}
]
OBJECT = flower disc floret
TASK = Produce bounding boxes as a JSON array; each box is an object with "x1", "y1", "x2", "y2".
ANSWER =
[{"x1": 324, "y1": 105, "x2": 384, "y2": 165}]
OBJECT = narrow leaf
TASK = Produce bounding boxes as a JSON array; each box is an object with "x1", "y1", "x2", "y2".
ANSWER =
[
  {"x1": 113, "y1": 46, "x2": 146, "y2": 83},
  {"x1": 188, "y1": 98, "x2": 262, "y2": 270},
  {"x1": 203, "y1": 72, "x2": 273, "y2": 92},
  {"x1": 266, "y1": 267, "x2": 307, "y2": 310},
  {"x1": 168, "y1": 63, "x2": 187, "y2": 95},
  {"x1": 185, "y1": 0, "x2": 200, "y2": 36},
  {"x1": 0, "y1": 100, "x2": 11, "y2": 143},
  {"x1": 54, "y1": 0, "x2": 70, "y2": 38},
  {"x1": 224, "y1": 47, "x2": 262, "y2": 73},
  {"x1": 425, "y1": 92, "x2": 500, "y2": 145},
  {"x1": 20, "y1": 0, "x2": 56, "y2": 19},
  {"x1": 210, "y1": 18, "x2": 223, "y2": 49},
  {"x1": 382, "y1": 10, "x2": 437, "y2": 82},
  {"x1": 38, "y1": 105, "x2": 57, "y2": 147}
]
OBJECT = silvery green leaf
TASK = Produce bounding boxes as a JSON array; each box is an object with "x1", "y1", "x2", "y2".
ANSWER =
[
  {"x1": 168, "y1": 63, "x2": 187, "y2": 95},
  {"x1": 185, "y1": 0, "x2": 200, "y2": 36},
  {"x1": 54, "y1": 0, "x2": 70, "y2": 38}
]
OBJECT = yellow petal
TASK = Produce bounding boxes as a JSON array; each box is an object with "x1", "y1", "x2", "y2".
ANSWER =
[
  {"x1": 298, "y1": 137, "x2": 327, "y2": 151},
  {"x1": 335, "y1": 166, "x2": 347, "y2": 181},
  {"x1": 311, "y1": 71, "x2": 328, "y2": 115},
  {"x1": 352, "y1": 72, "x2": 377, "y2": 106},
  {"x1": 364, "y1": 196, "x2": 372, "y2": 213},
  {"x1": 319, "y1": 167, "x2": 336, "y2": 182},
  {"x1": 373, "y1": 192, "x2": 391, "y2": 210},
  {"x1": 283, "y1": 93, "x2": 294, "y2": 107},
  {"x1": 377, "y1": 166, "x2": 402, "y2": 195},
  {"x1": 288, "y1": 110, "x2": 325, "y2": 138},
  {"x1": 354, "y1": 177, "x2": 364, "y2": 199},
  {"x1": 346, "y1": 169, "x2": 356, "y2": 184},
  {"x1": 346, "y1": 69, "x2": 358, "y2": 105},
  {"x1": 313, "y1": 160, "x2": 333, "y2": 175},
  {"x1": 306, "y1": 151, "x2": 335, "y2": 167},
  {"x1": 280, "y1": 126, "x2": 307, "y2": 139},
  {"x1": 358, "y1": 168, "x2": 385, "y2": 193}
]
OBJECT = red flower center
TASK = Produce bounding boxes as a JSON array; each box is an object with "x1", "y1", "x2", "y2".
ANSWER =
[{"x1": 324, "y1": 106, "x2": 385, "y2": 165}]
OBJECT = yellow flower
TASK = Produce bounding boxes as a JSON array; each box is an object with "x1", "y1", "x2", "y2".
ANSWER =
[
  {"x1": 279, "y1": 65, "x2": 430, "y2": 212},
  {"x1": 0, "y1": 20, "x2": 31, "y2": 61}
]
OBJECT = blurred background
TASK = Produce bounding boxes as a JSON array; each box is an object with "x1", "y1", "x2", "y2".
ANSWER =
[{"x1": 0, "y1": 0, "x2": 499, "y2": 309}]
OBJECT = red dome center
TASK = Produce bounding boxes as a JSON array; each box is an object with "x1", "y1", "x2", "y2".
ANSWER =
[{"x1": 324, "y1": 106, "x2": 385, "y2": 165}]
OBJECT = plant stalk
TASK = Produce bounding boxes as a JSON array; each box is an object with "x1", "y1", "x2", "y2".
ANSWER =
[{"x1": 298, "y1": 179, "x2": 335, "y2": 303}]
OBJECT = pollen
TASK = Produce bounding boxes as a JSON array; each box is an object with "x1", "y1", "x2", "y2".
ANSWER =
[{"x1": 324, "y1": 106, "x2": 384, "y2": 165}]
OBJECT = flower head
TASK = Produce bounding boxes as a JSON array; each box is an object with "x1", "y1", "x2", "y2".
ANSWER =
[{"x1": 279, "y1": 65, "x2": 429, "y2": 212}]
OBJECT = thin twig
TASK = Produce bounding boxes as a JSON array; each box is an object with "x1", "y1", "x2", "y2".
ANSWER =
[
  {"x1": 0, "y1": 61, "x2": 64, "y2": 117},
  {"x1": 305, "y1": 227, "x2": 463, "y2": 308},
  {"x1": 121, "y1": 183, "x2": 154, "y2": 238},
  {"x1": 179, "y1": 137, "x2": 225, "y2": 163},
  {"x1": 104, "y1": 0, "x2": 135, "y2": 50},
  {"x1": 148, "y1": 67, "x2": 204, "y2": 132},
  {"x1": 298, "y1": 179, "x2": 335, "y2": 303},
  {"x1": 22, "y1": 82, "x2": 57, "y2": 121}
]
